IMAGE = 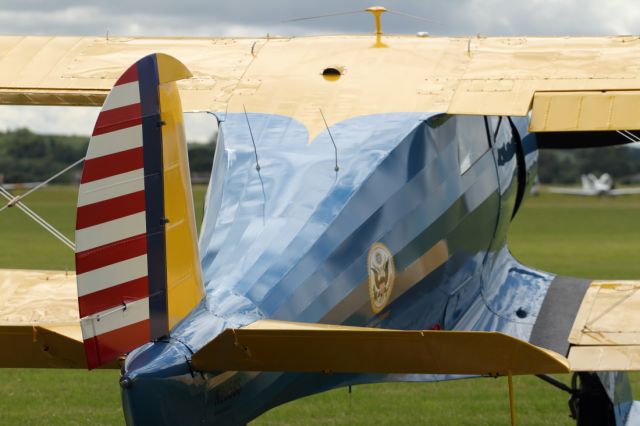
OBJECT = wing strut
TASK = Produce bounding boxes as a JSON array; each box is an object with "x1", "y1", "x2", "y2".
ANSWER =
[
  {"x1": 0, "y1": 184, "x2": 75, "y2": 250},
  {"x1": 0, "y1": 155, "x2": 84, "y2": 250}
]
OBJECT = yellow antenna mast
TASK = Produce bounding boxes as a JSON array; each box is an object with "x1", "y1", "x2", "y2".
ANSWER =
[{"x1": 366, "y1": 6, "x2": 388, "y2": 48}]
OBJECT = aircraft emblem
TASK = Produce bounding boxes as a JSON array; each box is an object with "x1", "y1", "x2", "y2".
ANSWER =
[{"x1": 368, "y1": 242, "x2": 396, "y2": 314}]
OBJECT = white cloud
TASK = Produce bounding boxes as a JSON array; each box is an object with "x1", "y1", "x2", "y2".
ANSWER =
[
  {"x1": 185, "y1": 113, "x2": 218, "y2": 143},
  {"x1": 0, "y1": 106, "x2": 98, "y2": 136}
]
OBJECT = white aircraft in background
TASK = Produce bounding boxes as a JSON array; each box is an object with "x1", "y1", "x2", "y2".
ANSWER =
[{"x1": 548, "y1": 173, "x2": 640, "y2": 196}]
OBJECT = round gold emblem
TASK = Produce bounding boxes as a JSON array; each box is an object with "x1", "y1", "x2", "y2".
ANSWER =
[{"x1": 367, "y1": 242, "x2": 395, "y2": 314}]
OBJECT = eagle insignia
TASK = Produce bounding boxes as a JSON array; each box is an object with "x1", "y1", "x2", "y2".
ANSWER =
[{"x1": 367, "y1": 242, "x2": 396, "y2": 314}]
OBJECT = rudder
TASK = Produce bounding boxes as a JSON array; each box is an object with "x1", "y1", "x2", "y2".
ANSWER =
[{"x1": 75, "y1": 53, "x2": 203, "y2": 369}]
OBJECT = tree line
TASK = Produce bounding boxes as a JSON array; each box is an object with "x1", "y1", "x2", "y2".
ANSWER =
[
  {"x1": 2, "y1": 128, "x2": 640, "y2": 185},
  {"x1": 0, "y1": 128, "x2": 215, "y2": 184},
  {"x1": 538, "y1": 145, "x2": 640, "y2": 184}
]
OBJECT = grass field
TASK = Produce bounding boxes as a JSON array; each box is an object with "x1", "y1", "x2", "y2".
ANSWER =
[{"x1": 0, "y1": 186, "x2": 639, "y2": 425}]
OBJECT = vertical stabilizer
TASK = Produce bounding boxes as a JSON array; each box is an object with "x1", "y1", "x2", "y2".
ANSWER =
[{"x1": 74, "y1": 53, "x2": 204, "y2": 369}]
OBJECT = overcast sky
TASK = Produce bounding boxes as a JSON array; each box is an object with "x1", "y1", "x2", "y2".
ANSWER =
[{"x1": 1, "y1": 0, "x2": 639, "y2": 141}]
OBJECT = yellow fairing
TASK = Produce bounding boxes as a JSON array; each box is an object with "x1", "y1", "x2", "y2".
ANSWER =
[{"x1": 157, "y1": 56, "x2": 204, "y2": 330}]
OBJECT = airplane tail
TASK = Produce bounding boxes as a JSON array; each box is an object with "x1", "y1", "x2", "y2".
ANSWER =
[
  {"x1": 581, "y1": 174, "x2": 591, "y2": 190},
  {"x1": 74, "y1": 54, "x2": 204, "y2": 369},
  {"x1": 599, "y1": 172, "x2": 613, "y2": 189}
]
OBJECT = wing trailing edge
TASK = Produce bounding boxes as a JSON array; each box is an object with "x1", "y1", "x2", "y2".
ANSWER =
[{"x1": 530, "y1": 91, "x2": 640, "y2": 133}]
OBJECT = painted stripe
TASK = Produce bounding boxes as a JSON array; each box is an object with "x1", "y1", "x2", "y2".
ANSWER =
[
  {"x1": 101, "y1": 81, "x2": 140, "y2": 112},
  {"x1": 77, "y1": 254, "x2": 148, "y2": 297},
  {"x1": 75, "y1": 233, "x2": 147, "y2": 274},
  {"x1": 85, "y1": 125, "x2": 143, "y2": 160},
  {"x1": 267, "y1": 141, "x2": 494, "y2": 321},
  {"x1": 77, "y1": 169, "x2": 144, "y2": 207},
  {"x1": 92, "y1": 103, "x2": 142, "y2": 137},
  {"x1": 83, "y1": 319, "x2": 150, "y2": 369},
  {"x1": 115, "y1": 65, "x2": 138, "y2": 86},
  {"x1": 78, "y1": 276, "x2": 149, "y2": 318},
  {"x1": 312, "y1": 170, "x2": 499, "y2": 327},
  {"x1": 320, "y1": 240, "x2": 450, "y2": 326},
  {"x1": 80, "y1": 146, "x2": 144, "y2": 184},
  {"x1": 76, "y1": 190, "x2": 146, "y2": 230},
  {"x1": 75, "y1": 212, "x2": 146, "y2": 252},
  {"x1": 137, "y1": 54, "x2": 169, "y2": 339},
  {"x1": 80, "y1": 297, "x2": 150, "y2": 339}
]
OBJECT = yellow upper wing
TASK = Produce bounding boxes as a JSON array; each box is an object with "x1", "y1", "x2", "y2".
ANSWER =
[{"x1": 3, "y1": 35, "x2": 640, "y2": 138}]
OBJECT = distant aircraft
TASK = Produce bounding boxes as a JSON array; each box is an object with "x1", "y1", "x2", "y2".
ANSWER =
[
  {"x1": 2, "y1": 8, "x2": 640, "y2": 426},
  {"x1": 548, "y1": 173, "x2": 640, "y2": 196}
]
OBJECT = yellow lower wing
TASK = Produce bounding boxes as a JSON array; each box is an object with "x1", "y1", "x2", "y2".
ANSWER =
[
  {"x1": 568, "y1": 281, "x2": 640, "y2": 371},
  {"x1": 0, "y1": 269, "x2": 116, "y2": 368},
  {"x1": 3, "y1": 270, "x2": 640, "y2": 374},
  {"x1": 191, "y1": 319, "x2": 570, "y2": 376}
]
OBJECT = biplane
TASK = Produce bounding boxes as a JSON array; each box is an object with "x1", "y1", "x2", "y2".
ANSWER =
[
  {"x1": 2, "y1": 8, "x2": 640, "y2": 425},
  {"x1": 548, "y1": 173, "x2": 640, "y2": 196}
]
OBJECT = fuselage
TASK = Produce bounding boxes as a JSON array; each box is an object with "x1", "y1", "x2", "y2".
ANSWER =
[{"x1": 121, "y1": 112, "x2": 552, "y2": 425}]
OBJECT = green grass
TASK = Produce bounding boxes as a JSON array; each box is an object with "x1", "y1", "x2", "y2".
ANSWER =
[
  {"x1": 509, "y1": 193, "x2": 640, "y2": 280},
  {"x1": 0, "y1": 187, "x2": 638, "y2": 424}
]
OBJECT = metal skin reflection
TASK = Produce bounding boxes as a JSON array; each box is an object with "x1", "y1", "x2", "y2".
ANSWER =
[{"x1": 118, "y1": 111, "x2": 574, "y2": 425}]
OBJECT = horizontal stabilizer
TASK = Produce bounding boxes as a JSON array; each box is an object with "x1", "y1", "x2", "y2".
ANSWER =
[
  {"x1": 0, "y1": 325, "x2": 117, "y2": 369},
  {"x1": 191, "y1": 320, "x2": 570, "y2": 376}
]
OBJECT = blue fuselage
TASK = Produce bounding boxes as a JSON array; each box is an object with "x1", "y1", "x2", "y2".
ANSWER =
[{"x1": 121, "y1": 112, "x2": 553, "y2": 425}]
